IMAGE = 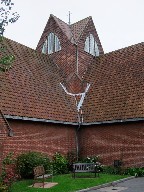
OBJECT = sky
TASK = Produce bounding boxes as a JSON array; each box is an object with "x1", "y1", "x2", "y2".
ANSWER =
[{"x1": 3, "y1": 0, "x2": 144, "y2": 53}]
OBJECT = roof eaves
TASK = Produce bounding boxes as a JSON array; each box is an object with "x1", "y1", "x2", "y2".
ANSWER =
[
  {"x1": 82, "y1": 118, "x2": 144, "y2": 125},
  {"x1": 4, "y1": 115, "x2": 144, "y2": 126},
  {"x1": 4, "y1": 114, "x2": 78, "y2": 126}
]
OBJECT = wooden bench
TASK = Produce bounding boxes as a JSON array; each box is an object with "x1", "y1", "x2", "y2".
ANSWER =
[
  {"x1": 33, "y1": 165, "x2": 52, "y2": 188},
  {"x1": 72, "y1": 163, "x2": 100, "y2": 178}
]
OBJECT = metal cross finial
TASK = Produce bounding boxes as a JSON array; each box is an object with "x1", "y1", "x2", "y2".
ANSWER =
[{"x1": 68, "y1": 11, "x2": 71, "y2": 25}]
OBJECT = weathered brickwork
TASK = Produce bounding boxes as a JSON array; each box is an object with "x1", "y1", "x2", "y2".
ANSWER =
[
  {"x1": 0, "y1": 113, "x2": 7, "y2": 173},
  {"x1": 2, "y1": 120, "x2": 77, "y2": 159},
  {"x1": 79, "y1": 121, "x2": 144, "y2": 167}
]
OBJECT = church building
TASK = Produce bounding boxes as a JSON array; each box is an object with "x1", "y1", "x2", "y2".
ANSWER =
[{"x1": 0, "y1": 14, "x2": 144, "y2": 170}]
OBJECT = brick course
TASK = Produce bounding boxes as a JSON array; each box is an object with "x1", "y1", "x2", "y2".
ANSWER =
[
  {"x1": 0, "y1": 112, "x2": 7, "y2": 173},
  {"x1": 2, "y1": 120, "x2": 77, "y2": 159},
  {"x1": 79, "y1": 121, "x2": 144, "y2": 167}
]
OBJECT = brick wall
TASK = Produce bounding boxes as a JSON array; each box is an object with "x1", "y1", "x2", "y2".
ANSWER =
[
  {"x1": 0, "y1": 113, "x2": 7, "y2": 173},
  {"x1": 79, "y1": 121, "x2": 144, "y2": 167},
  {"x1": 2, "y1": 119, "x2": 77, "y2": 160},
  {"x1": 1, "y1": 119, "x2": 144, "y2": 168}
]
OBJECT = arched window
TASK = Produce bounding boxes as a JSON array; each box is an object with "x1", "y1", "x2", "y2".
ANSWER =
[
  {"x1": 84, "y1": 34, "x2": 99, "y2": 56},
  {"x1": 42, "y1": 32, "x2": 61, "y2": 54}
]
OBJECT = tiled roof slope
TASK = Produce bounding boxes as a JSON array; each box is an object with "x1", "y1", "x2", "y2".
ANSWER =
[
  {"x1": 70, "y1": 16, "x2": 91, "y2": 42},
  {"x1": 82, "y1": 43, "x2": 144, "y2": 123},
  {"x1": 42, "y1": 15, "x2": 92, "y2": 44},
  {"x1": 51, "y1": 15, "x2": 74, "y2": 43},
  {"x1": 0, "y1": 38, "x2": 78, "y2": 123},
  {"x1": 52, "y1": 15, "x2": 92, "y2": 43}
]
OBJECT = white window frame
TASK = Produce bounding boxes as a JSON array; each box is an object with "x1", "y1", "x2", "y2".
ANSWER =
[
  {"x1": 84, "y1": 33, "x2": 99, "y2": 56},
  {"x1": 42, "y1": 32, "x2": 61, "y2": 54}
]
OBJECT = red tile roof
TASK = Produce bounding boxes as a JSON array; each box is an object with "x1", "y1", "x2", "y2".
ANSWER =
[
  {"x1": 82, "y1": 43, "x2": 144, "y2": 123},
  {"x1": 71, "y1": 16, "x2": 91, "y2": 42},
  {"x1": 50, "y1": 15, "x2": 92, "y2": 43},
  {"x1": 0, "y1": 19, "x2": 143, "y2": 124},
  {"x1": 0, "y1": 38, "x2": 78, "y2": 123},
  {"x1": 51, "y1": 14, "x2": 74, "y2": 43}
]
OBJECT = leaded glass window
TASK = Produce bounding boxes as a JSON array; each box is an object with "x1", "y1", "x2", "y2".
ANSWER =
[
  {"x1": 84, "y1": 34, "x2": 99, "y2": 56},
  {"x1": 42, "y1": 32, "x2": 61, "y2": 54}
]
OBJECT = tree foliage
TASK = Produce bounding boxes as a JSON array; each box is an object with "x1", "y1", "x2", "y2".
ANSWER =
[
  {"x1": 0, "y1": 0, "x2": 20, "y2": 35},
  {"x1": 0, "y1": 0, "x2": 19, "y2": 72}
]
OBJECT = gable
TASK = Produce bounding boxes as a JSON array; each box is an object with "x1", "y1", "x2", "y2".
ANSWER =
[
  {"x1": 76, "y1": 17, "x2": 104, "y2": 55},
  {"x1": 71, "y1": 16, "x2": 91, "y2": 43},
  {"x1": 36, "y1": 14, "x2": 73, "y2": 53}
]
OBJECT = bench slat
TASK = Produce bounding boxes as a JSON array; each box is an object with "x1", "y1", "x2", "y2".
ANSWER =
[{"x1": 72, "y1": 163, "x2": 100, "y2": 178}]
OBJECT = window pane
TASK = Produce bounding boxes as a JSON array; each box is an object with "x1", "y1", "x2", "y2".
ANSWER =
[
  {"x1": 94, "y1": 41, "x2": 100, "y2": 56},
  {"x1": 48, "y1": 32, "x2": 54, "y2": 54},
  {"x1": 42, "y1": 39, "x2": 47, "y2": 54},
  {"x1": 55, "y1": 35, "x2": 61, "y2": 52},
  {"x1": 84, "y1": 36, "x2": 89, "y2": 53},
  {"x1": 90, "y1": 34, "x2": 95, "y2": 56},
  {"x1": 84, "y1": 33, "x2": 99, "y2": 56}
]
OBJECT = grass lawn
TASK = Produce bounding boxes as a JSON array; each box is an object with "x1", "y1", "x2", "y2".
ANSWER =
[{"x1": 10, "y1": 173, "x2": 128, "y2": 192}]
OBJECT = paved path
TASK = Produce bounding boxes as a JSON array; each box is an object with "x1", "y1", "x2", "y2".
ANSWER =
[{"x1": 88, "y1": 177, "x2": 144, "y2": 192}]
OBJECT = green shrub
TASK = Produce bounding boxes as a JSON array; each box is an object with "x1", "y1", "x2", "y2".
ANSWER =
[
  {"x1": 126, "y1": 167, "x2": 144, "y2": 177},
  {"x1": 16, "y1": 151, "x2": 51, "y2": 179},
  {"x1": 103, "y1": 166, "x2": 144, "y2": 177},
  {"x1": 103, "y1": 166, "x2": 121, "y2": 175},
  {"x1": 52, "y1": 152, "x2": 68, "y2": 175},
  {"x1": 80, "y1": 156, "x2": 100, "y2": 163},
  {"x1": 79, "y1": 156, "x2": 103, "y2": 172}
]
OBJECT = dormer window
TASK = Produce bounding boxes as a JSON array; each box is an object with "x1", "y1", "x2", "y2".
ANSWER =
[
  {"x1": 42, "y1": 32, "x2": 61, "y2": 54},
  {"x1": 84, "y1": 34, "x2": 99, "y2": 56}
]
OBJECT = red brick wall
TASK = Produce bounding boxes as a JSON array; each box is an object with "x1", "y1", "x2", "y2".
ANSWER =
[
  {"x1": 2, "y1": 119, "x2": 77, "y2": 159},
  {"x1": 79, "y1": 121, "x2": 144, "y2": 167},
  {"x1": 0, "y1": 113, "x2": 7, "y2": 173},
  {"x1": 1, "y1": 119, "x2": 144, "y2": 168}
]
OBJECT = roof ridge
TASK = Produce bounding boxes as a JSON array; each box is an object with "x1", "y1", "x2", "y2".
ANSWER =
[
  {"x1": 103, "y1": 42, "x2": 144, "y2": 55},
  {"x1": 50, "y1": 14, "x2": 74, "y2": 43},
  {"x1": 50, "y1": 14, "x2": 69, "y2": 26},
  {"x1": 70, "y1": 16, "x2": 92, "y2": 26}
]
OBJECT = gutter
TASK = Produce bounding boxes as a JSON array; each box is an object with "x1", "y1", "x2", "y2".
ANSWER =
[
  {"x1": 4, "y1": 114, "x2": 78, "y2": 125},
  {"x1": 82, "y1": 117, "x2": 144, "y2": 125},
  {"x1": 75, "y1": 123, "x2": 80, "y2": 161},
  {"x1": 4, "y1": 114, "x2": 144, "y2": 125}
]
